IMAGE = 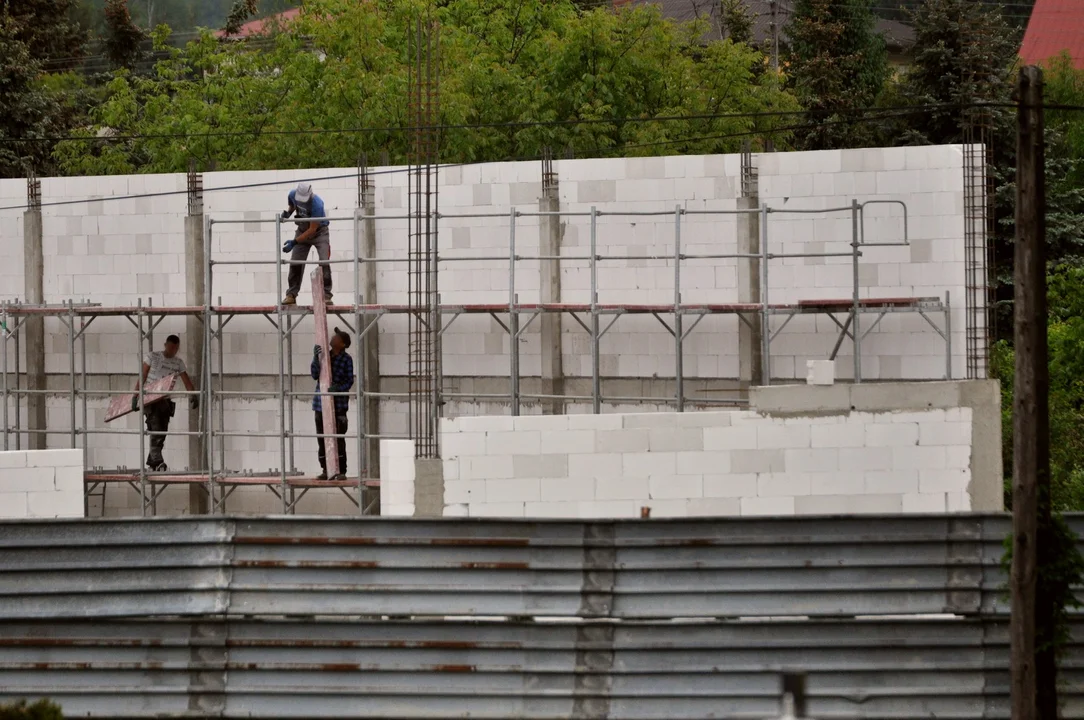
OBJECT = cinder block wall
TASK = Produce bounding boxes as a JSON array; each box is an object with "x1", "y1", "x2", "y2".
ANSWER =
[
  {"x1": 0, "y1": 449, "x2": 84, "y2": 519},
  {"x1": 437, "y1": 380, "x2": 1001, "y2": 519}
]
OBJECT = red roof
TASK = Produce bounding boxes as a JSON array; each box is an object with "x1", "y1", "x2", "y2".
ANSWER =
[
  {"x1": 1020, "y1": 0, "x2": 1084, "y2": 69},
  {"x1": 215, "y1": 7, "x2": 300, "y2": 39}
]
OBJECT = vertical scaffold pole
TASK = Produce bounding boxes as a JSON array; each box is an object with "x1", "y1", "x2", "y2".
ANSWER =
[
  {"x1": 353, "y1": 208, "x2": 364, "y2": 509},
  {"x1": 136, "y1": 299, "x2": 146, "y2": 516},
  {"x1": 80, "y1": 314, "x2": 88, "y2": 477},
  {"x1": 509, "y1": 208, "x2": 519, "y2": 415},
  {"x1": 68, "y1": 302, "x2": 76, "y2": 449},
  {"x1": 590, "y1": 207, "x2": 600, "y2": 414},
  {"x1": 945, "y1": 291, "x2": 953, "y2": 380},
  {"x1": 674, "y1": 205, "x2": 684, "y2": 412},
  {"x1": 851, "y1": 199, "x2": 862, "y2": 383},
  {"x1": 759, "y1": 204, "x2": 771, "y2": 387},
  {"x1": 2, "y1": 303, "x2": 8, "y2": 451},
  {"x1": 276, "y1": 215, "x2": 288, "y2": 511},
  {"x1": 217, "y1": 298, "x2": 225, "y2": 474},
  {"x1": 203, "y1": 216, "x2": 215, "y2": 509}
]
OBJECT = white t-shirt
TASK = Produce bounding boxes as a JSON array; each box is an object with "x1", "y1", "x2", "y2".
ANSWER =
[{"x1": 145, "y1": 351, "x2": 187, "y2": 383}]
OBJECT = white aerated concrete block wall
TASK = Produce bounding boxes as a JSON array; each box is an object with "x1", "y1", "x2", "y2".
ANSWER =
[
  {"x1": 0, "y1": 449, "x2": 84, "y2": 518},
  {"x1": 439, "y1": 408, "x2": 974, "y2": 519},
  {"x1": 380, "y1": 439, "x2": 416, "y2": 517}
]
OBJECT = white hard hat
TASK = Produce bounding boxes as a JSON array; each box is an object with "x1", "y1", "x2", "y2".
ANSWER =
[{"x1": 295, "y1": 182, "x2": 313, "y2": 202}]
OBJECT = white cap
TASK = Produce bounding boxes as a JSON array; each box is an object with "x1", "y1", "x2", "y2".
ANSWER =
[{"x1": 295, "y1": 182, "x2": 313, "y2": 202}]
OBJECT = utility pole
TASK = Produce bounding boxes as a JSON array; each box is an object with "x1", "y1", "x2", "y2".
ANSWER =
[
  {"x1": 1010, "y1": 65, "x2": 1051, "y2": 720},
  {"x1": 769, "y1": 1, "x2": 779, "y2": 72}
]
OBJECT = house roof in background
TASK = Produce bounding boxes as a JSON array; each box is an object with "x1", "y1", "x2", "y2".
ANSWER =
[
  {"x1": 1020, "y1": 0, "x2": 1084, "y2": 69},
  {"x1": 627, "y1": 0, "x2": 915, "y2": 51},
  {"x1": 215, "y1": 6, "x2": 300, "y2": 39}
]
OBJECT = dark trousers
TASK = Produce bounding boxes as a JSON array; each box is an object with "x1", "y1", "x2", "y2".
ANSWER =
[
  {"x1": 144, "y1": 399, "x2": 174, "y2": 468},
  {"x1": 286, "y1": 225, "x2": 332, "y2": 298},
  {"x1": 315, "y1": 411, "x2": 348, "y2": 475}
]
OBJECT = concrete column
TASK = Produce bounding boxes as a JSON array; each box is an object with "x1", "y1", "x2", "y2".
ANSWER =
[
  {"x1": 736, "y1": 196, "x2": 763, "y2": 386},
  {"x1": 184, "y1": 214, "x2": 208, "y2": 514},
  {"x1": 538, "y1": 193, "x2": 564, "y2": 414},
  {"x1": 23, "y1": 207, "x2": 45, "y2": 450},
  {"x1": 413, "y1": 458, "x2": 444, "y2": 517},
  {"x1": 360, "y1": 187, "x2": 381, "y2": 482}
]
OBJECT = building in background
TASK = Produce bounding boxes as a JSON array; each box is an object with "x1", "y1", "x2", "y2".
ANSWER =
[{"x1": 1020, "y1": 0, "x2": 1084, "y2": 69}]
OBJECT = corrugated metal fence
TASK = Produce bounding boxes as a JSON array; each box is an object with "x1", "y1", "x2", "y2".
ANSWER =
[{"x1": 0, "y1": 514, "x2": 1080, "y2": 718}]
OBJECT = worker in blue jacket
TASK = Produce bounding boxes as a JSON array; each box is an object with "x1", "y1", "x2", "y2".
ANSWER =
[{"x1": 281, "y1": 181, "x2": 333, "y2": 305}]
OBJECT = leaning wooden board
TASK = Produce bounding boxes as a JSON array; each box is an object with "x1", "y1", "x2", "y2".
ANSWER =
[
  {"x1": 104, "y1": 374, "x2": 178, "y2": 423},
  {"x1": 312, "y1": 268, "x2": 339, "y2": 477}
]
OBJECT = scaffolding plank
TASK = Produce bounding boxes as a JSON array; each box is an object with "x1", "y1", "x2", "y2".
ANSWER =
[
  {"x1": 103, "y1": 374, "x2": 178, "y2": 423},
  {"x1": 311, "y1": 269, "x2": 339, "y2": 478}
]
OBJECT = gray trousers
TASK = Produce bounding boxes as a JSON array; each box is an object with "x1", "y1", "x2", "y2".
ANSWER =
[{"x1": 286, "y1": 225, "x2": 332, "y2": 298}]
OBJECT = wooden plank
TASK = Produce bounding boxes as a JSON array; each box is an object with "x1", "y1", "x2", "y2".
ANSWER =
[
  {"x1": 312, "y1": 269, "x2": 339, "y2": 477},
  {"x1": 103, "y1": 374, "x2": 178, "y2": 423}
]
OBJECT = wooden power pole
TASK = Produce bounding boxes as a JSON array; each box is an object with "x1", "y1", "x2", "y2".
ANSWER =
[{"x1": 1011, "y1": 65, "x2": 1052, "y2": 720}]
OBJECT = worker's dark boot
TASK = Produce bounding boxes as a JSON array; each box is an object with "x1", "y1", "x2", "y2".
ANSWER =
[
  {"x1": 317, "y1": 470, "x2": 328, "y2": 481},
  {"x1": 324, "y1": 293, "x2": 333, "y2": 305}
]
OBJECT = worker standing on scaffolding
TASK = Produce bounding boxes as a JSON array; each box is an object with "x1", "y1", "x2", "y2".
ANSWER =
[
  {"x1": 281, "y1": 181, "x2": 333, "y2": 306},
  {"x1": 131, "y1": 334, "x2": 198, "y2": 472},
  {"x1": 312, "y1": 328, "x2": 355, "y2": 480}
]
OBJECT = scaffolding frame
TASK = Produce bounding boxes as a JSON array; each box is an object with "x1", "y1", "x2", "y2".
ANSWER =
[{"x1": 0, "y1": 198, "x2": 954, "y2": 517}]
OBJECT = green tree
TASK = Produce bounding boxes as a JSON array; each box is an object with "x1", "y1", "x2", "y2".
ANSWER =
[
  {"x1": 104, "y1": 0, "x2": 148, "y2": 70},
  {"x1": 0, "y1": 16, "x2": 63, "y2": 177},
  {"x1": 719, "y1": 0, "x2": 754, "y2": 45},
  {"x1": 0, "y1": 699, "x2": 64, "y2": 720},
  {"x1": 55, "y1": 0, "x2": 799, "y2": 174},
  {"x1": 2, "y1": 0, "x2": 88, "y2": 69},
  {"x1": 783, "y1": 0, "x2": 888, "y2": 150}
]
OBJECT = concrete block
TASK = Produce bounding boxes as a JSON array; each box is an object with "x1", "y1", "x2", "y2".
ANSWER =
[
  {"x1": 485, "y1": 478, "x2": 540, "y2": 503},
  {"x1": 918, "y1": 421, "x2": 972, "y2": 447},
  {"x1": 28, "y1": 488, "x2": 83, "y2": 518},
  {"x1": 621, "y1": 452, "x2": 677, "y2": 478},
  {"x1": 568, "y1": 414, "x2": 624, "y2": 430},
  {"x1": 639, "y1": 499, "x2": 688, "y2": 518},
  {"x1": 485, "y1": 431, "x2": 541, "y2": 455},
  {"x1": 569, "y1": 453, "x2": 623, "y2": 479},
  {"x1": 471, "y1": 502, "x2": 526, "y2": 517},
  {"x1": 811, "y1": 423, "x2": 864, "y2": 448},
  {"x1": 850, "y1": 382, "x2": 960, "y2": 411},
  {"x1": 595, "y1": 429, "x2": 650, "y2": 453},
  {"x1": 512, "y1": 414, "x2": 569, "y2": 432},
  {"x1": 756, "y1": 423, "x2": 811, "y2": 450},
  {"x1": 731, "y1": 449, "x2": 786, "y2": 474},
  {"x1": 444, "y1": 480, "x2": 486, "y2": 504},
  {"x1": 524, "y1": 501, "x2": 579, "y2": 518},
  {"x1": 461, "y1": 454, "x2": 515, "y2": 481},
  {"x1": 864, "y1": 470, "x2": 919, "y2": 495},
  {"x1": 946, "y1": 446, "x2": 971, "y2": 470},
  {"x1": 919, "y1": 468, "x2": 969, "y2": 494},
  {"x1": 749, "y1": 384, "x2": 850, "y2": 413},
  {"x1": 441, "y1": 432, "x2": 488, "y2": 458},
  {"x1": 458, "y1": 415, "x2": 516, "y2": 433},
  {"x1": 702, "y1": 473, "x2": 757, "y2": 498},
  {"x1": 648, "y1": 427, "x2": 704, "y2": 452},
  {"x1": 892, "y1": 446, "x2": 947, "y2": 471},
  {"x1": 54, "y1": 466, "x2": 84, "y2": 493},
  {"x1": 864, "y1": 422, "x2": 919, "y2": 447},
  {"x1": 838, "y1": 448, "x2": 893, "y2": 472},
  {"x1": 0, "y1": 452, "x2": 28, "y2": 469},
  {"x1": 740, "y1": 496, "x2": 795, "y2": 516},
  {"x1": 513, "y1": 454, "x2": 569, "y2": 479},
  {"x1": 541, "y1": 477, "x2": 596, "y2": 502},
  {"x1": 25, "y1": 449, "x2": 82, "y2": 468},
  {"x1": 443, "y1": 503, "x2": 470, "y2": 517},
  {"x1": 783, "y1": 448, "x2": 839, "y2": 473},
  {"x1": 648, "y1": 474, "x2": 702, "y2": 500},
  {"x1": 684, "y1": 497, "x2": 740, "y2": 517},
  {"x1": 704, "y1": 425, "x2": 758, "y2": 450},
  {"x1": 808, "y1": 472, "x2": 865, "y2": 496},
  {"x1": 758, "y1": 473, "x2": 810, "y2": 497},
  {"x1": 947, "y1": 492, "x2": 971, "y2": 512},
  {"x1": 902, "y1": 492, "x2": 947, "y2": 513},
  {"x1": 540, "y1": 430, "x2": 596, "y2": 455},
  {"x1": 0, "y1": 491, "x2": 30, "y2": 518},
  {"x1": 806, "y1": 360, "x2": 835, "y2": 385},
  {"x1": 676, "y1": 451, "x2": 732, "y2": 476},
  {"x1": 594, "y1": 475, "x2": 649, "y2": 501},
  {"x1": 578, "y1": 500, "x2": 639, "y2": 518},
  {"x1": 0, "y1": 467, "x2": 56, "y2": 493}
]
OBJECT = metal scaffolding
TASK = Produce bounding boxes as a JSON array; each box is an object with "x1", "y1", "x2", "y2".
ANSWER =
[{"x1": 0, "y1": 198, "x2": 953, "y2": 517}]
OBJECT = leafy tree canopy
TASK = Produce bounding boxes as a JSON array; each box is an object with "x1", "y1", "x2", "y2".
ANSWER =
[{"x1": 54, "y1": 0, "x2": 799, "y2": 174}]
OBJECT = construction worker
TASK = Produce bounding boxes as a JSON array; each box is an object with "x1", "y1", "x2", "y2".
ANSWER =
[
  {"x1": 281, "y1": 181, "x2": 333, "y2": 306},
  {"x1": 311, "y1": 327, "x2": 355, "y2": 480},
  {"x1": 131, "y1": 334, "x2": 198, "y2": 472}
]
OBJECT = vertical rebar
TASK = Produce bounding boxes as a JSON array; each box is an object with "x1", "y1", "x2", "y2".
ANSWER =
[
  {"x1": 760, "y1": 204, "x2": 771, "y2": 387},
  {"x1": 80, "y1": 315, "x2": 88, "y2": 476},
  {"x1": 945, "y1": 291, "x2": 953, "y2": 380},
  {"x1": 851, "y1": 199, "x2": 862, "y2": 383},
  {"x1": 674, "y1": 205, "x2": 684, "y2": 412},
  {"x1": 509, "y1": 208, "x2": 519, "y2": 415},
  {"x1": 13, "y1": 314, "x2": 19, "y2": 451},
  {"x1": 590, "y1": 207, "x2": 600, "y2": 414}
]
